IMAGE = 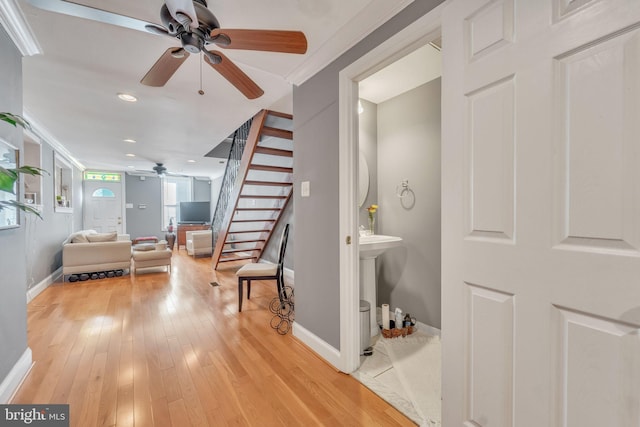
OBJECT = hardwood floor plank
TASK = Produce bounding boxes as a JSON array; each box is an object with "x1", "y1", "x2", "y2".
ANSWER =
[{"x1": 13, "y1": 251, "x2": 416, "y2": 426}]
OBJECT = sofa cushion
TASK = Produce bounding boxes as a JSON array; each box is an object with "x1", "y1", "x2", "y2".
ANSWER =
[
  {"x1": 133, "y1": 243, "x2": 156, "y2": 251},
  {"x1": 155, "y1": 241, "x2": 168, "y2": 251},
  {"x1": 86, "y1": 231, "x2": 118, "y2": 243}
]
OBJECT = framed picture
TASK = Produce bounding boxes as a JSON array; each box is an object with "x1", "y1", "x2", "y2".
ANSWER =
[
  {"x1": 54, "y1": 152, "x2": 73, "y2": 213},
  {"x1": 0, "y1": 137, "x2": 20, "y2": 229}
]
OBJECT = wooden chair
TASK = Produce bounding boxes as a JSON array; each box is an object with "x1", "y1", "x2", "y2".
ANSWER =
[{"x1": 236, "y1": 223, "x2": 290, "y2": 312}]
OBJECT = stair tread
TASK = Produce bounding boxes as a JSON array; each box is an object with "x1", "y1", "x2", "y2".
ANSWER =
[
  {"x1": 224, "y1": 239, "x2": 266, "y2": 244},
  {"x1": 235, "y1": 207, "x2": 282, "y2": 211},
  {"x1": 249, "y1": 164, "x2": 293, "y2": 173},
  {"x1": 254, "y1": 146, "x2": 293, "y2": 157},
  {"x1": 229, "y1": 229, "x2": 271, "y2": 234},
  {"x1": 222, "y1": 248, "x2": 261, "y2": 254},
  {"x1": 266, "y1": 110, "x2": 293, "y2": 120},
  {"x1": 244, "y1": 180, "x2": 292, "y2": 187},
  {"x1": 219, "y1": 255, "x2": 258, "y2": 262},
  {"x1": 239, "y1": 195, "x2": 288, "y2": 199},
  {"x1": 261, "y1": 126, "x2": 293, "y2": 140},
  {"x1": 231, "y1": 219, "x2": 277, "y2": 223}
]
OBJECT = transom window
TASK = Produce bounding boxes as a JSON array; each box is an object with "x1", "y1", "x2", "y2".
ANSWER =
[{"x1": 91, "y1": 188, "x2": 116, "y2": 198}]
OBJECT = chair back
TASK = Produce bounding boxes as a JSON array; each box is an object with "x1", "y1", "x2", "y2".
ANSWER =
[
  {"x1": 276, "y1": 224, "x2": 290, "y2": 276},
  {"x1": 278, "y1": 224, "x2": 289, "y2": 266}
]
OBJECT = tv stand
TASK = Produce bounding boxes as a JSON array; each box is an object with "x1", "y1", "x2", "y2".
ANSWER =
[{"x1": 177, "y1": 224, "x2": 210, "y2": 248}]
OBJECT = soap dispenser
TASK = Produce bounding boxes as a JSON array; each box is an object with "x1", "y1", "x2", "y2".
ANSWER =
[{"x1": 394, "y1": 308, "x2": 403, "y2": 330}]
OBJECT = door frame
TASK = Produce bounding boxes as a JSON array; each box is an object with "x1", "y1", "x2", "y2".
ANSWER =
[{"x1": 337, "y1": 3, "x2": 445, "y2": 373}]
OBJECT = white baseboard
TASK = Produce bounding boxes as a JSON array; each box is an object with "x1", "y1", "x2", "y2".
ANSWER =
[
  {"x1": 292, "y1": 322, "x2": 341, "y2": 370},
  {"x1": 0, "y1": 348, "x2": 32, "y2": 403},
  {"x1": 26, "y1": 267, "x2": 62, "y2": 303},
  {"x1": 283, "y1": 267, "x2": 294, "y2": 288}
]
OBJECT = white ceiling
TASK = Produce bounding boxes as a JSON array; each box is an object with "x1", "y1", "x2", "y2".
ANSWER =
[
  {"x1": 13, "y1": 0, "x2": 414, "y2": 178},
  {"x1": 359, "y1": 43, "x2": 441, "y2": 105}
]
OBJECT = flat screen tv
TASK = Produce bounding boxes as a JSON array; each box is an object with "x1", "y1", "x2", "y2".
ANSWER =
[{"x1": 179, "y1": 201, "x2": 210, "y2": 224}]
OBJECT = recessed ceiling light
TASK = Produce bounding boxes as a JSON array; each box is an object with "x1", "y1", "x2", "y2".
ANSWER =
[
  {"x1": 127, "y1": 165, "x2": 135, "y2": 169},
  {"x1": 125, "y1": 153, "x2": 136, "y2": 157},
  {"x1": 187, "y1": 159, "x2": 196, "y2": 163},
  {"x1": 123, "y1": 138, "x2": 136, "y2": 143},
  {"x1": 117, "y1": 93, "x2": 137, "y2": 102}
]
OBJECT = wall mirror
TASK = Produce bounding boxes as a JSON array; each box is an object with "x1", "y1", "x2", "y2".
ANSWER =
[
  {"x1": 54, "y1": 153, "x2": 73, "y2": 213},
  {"x1": 0, "y1": 137, "x2": 20, "y2": 229},
  {"x1": 358, "y1": 151, "x2": 370, "y2": 207}
]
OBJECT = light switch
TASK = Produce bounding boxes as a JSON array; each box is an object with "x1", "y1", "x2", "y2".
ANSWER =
[{"x1": 301, "y1": 181, "x2": 310, "y2": 197}]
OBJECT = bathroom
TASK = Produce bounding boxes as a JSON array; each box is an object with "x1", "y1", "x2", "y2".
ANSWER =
[{"x1": 353, "y1": 42, "x2": 442, "y2": 425}]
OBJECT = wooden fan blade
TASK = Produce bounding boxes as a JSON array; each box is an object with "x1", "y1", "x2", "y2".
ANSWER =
[
  {"x1": 27, "y1": 0, "x2": 160, "y2": 33},
  {"x1": 204, "y1": 50, "x2": 264, "y2": 99},
  {"x1": 140, "y1": 48, "x2": 190, "y2": 87},
  {"x1": 210, "y1": 29, "x2": 307, "y2": 54}
]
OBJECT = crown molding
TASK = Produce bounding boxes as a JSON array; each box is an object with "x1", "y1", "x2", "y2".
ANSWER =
[
  {"x1": 0, "y1": 0, "x2": 42, "y2": 56},
  {"x1": 285, "y1": 0, "x2": 414, "y2": 86},
  {"x1": 23, "y1": 110, "x2": 85, "y2": 171}
]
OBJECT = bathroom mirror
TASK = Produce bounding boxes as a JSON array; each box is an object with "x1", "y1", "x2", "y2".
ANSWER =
[
  {"x1": 0, "y1": 137, "x2": 20, "y2": 229},
  {"x1": 358, "y1": 151, "x2": 369, "y2": 207}
]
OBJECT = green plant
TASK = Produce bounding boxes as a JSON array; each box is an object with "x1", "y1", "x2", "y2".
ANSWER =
[{"x1": 1, "y1": 113, "x2": 46, "y2": 219}]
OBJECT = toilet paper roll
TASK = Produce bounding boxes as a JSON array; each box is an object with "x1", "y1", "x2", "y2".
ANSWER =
[{"x1": 382, "y1": 304, "x2": 390, "y2": 330}]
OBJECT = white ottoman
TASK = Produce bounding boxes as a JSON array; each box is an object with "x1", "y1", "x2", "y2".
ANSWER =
[{"x1": 132, "y1": 247, "x2": 172, "y2": 274}]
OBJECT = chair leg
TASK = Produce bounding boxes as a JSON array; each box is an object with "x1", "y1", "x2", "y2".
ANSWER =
[
  {"x1": 238, "y1": 278, "x2": 243, "y2": 312},
  {"x1": 247, "y1": 280, "x2": 251, "y2": 300}
]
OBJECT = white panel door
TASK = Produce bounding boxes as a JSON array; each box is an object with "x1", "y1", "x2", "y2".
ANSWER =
[
  {"x1": 442, "y1": 1, "x2": 640, "y2": 426},
  {"x1": 83, "y1": 180, "x2": 123, "y2": 234}
]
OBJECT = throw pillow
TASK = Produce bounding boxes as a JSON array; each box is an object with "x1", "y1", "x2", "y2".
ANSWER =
[
  {"x1": 68, "y1": 229, "x2": 97, "y2": 244},
  {"x1": 156, "y1": 241, "x2": 167, "y2": 251},
  {"x1": 86, "y1": 231, "x2": 118, "y2": 243},
  {"x1": 134, "y1": 243, "x2": 156, "y2": 251}
]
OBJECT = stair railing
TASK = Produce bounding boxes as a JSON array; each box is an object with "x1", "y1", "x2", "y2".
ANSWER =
[{"x1": 210, "y1": 118, "x2": 253, "y2": 250}]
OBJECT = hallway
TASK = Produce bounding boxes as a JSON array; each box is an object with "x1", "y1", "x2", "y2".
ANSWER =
[{"x1": 12, "y1": 251, "x2": 414, "y2": 426}]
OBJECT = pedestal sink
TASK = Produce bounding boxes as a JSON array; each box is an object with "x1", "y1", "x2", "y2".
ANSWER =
[{"x1": 359, "y1": 234, "x2": 403, "y2": 337}]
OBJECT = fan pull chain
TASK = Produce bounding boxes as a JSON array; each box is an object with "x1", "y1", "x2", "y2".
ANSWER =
[{"x1": 198, "y1": 53, "x2": 205, "y2": 95}]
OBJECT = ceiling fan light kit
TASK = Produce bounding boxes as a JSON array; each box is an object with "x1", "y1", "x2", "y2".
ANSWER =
[{"x1": 28, "y1": 0, "x2": 308, "y2": 99}]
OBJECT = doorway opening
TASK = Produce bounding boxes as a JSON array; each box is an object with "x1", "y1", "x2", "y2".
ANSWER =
[{"x1": 337, "y1": 4, "x2": 445, "y2": 425}]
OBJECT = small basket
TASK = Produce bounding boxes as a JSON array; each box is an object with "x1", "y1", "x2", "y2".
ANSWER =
[{"x1": 381, "y1": 324, "x2": 415, "y2": 338}]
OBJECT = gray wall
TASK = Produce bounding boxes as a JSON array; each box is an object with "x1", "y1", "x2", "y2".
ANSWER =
[
  {"x1": 125, "y1": 175, "x2": 214, "y2": 239},
  {"x1": 358, "y1": 99, "x2": 378, "y2": 228},
  {"x1": 377, "y1": 79, "x2": 442, "y2": 328},
  {"x1": 125, "y1": 175, "x2": 163, "y2": 240},
  {"x1": 260, "y1": 200, "x2": 294, "y2": 270},
  {"x1": 193, "y1": 178, "x2": 212, "y2": 202},
  {"x1": 25, "y1": 142, "x2": 83, "y2": 289},
  {"x1": 293, "y1": 0, "x2": 444, "y2": 349},
  {"x1": 0, "y1": 25, "x2": 28, "y2": 389}
]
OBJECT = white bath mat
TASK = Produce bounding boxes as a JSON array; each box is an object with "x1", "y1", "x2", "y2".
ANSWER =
[{"x1": 382, "y1": 332, "x2": 442, "y2": 426}]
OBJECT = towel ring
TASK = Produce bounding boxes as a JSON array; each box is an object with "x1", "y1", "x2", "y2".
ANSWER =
[{"x1": 396, "y1": 180, "x2": 410, "y2": 198}]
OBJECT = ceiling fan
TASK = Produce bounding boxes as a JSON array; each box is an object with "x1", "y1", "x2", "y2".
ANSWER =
[
  {"x1": 26, "y1": 0, "x2": 308, "y2": 99},
  {"x1": 131, "y1": 162, "x2": 186, "y2": 178}
]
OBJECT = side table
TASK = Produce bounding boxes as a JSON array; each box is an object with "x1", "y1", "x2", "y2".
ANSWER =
[{"x1": 165, "y1": 232, "x2": 176, "y2": 250}]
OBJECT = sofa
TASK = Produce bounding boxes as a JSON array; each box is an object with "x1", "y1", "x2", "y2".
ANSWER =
[
  {"x1": 62, "y1": 230, "x2": 132, "y2": 279},
  {"x1": 186, "y1": 230, "x2": 213, "y2": 257}
]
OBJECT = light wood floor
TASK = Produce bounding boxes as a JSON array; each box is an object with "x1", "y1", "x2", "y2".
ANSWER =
[{"x1": 12, "y1": 250, "x2": 415, "y2": 426}]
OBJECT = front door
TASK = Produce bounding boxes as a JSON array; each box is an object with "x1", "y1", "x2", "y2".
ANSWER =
[
  {"x1": 83, "y1": 180, "x2": 123, "y2": 234},
  {"x1": 442, "y1": 0, "x2": 640, "y2": 425}
]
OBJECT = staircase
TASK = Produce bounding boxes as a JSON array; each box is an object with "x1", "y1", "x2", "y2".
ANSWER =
[{"x1": 212, "y1": 109, "x2": 293, "y2": 269}]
